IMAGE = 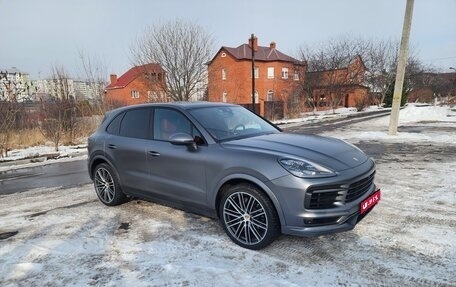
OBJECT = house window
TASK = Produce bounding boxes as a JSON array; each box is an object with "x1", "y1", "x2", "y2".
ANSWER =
[
  {"x1": 131, "y1": 90, "x2": 140, "y2": 99},
  {"x1": 222, "y1": 68, "x2": 226, "y2": 80},
  {"x1": 252, "y1": 91, "x2": 259, "y2": 102},
  {"x1": 222, "y1": 91, "x2": 227, "y2": 102},
  {"x1": 292, "y1": 94, "x2": 299, "y2": 104},
  {"x1": 267, "y1": 67, "x2": 274, "y2": 79},
  {"x1": 281, "y1": 68, "x2": 288, "y2": 79},
  {"x1": 158, "y1": 73, "x2": 162, "y2": 81},
  {"x1": 294, "y1": 70, "x2": 299, "y2": 80},
  {"x1": 267, "y1": 90, "x2": 274, "y2": 101},
  {"x1": 251, "y1": 67, "x2": 259, "y2": 78},
  {"x1": 151, "y1": 73, "x2": 157, "y2": 81}
]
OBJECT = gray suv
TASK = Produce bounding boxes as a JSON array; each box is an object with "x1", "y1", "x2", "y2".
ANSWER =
[{"x1": 88, "y1": 102, "x2": 380, "y2": 249}]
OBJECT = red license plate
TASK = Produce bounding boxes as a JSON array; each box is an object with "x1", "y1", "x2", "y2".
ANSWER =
[{"x1": 360, "y1": 189, "x2": 381, "y2": 214}]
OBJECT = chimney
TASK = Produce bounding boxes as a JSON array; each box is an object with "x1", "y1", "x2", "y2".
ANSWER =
[
  {"x1": 270, "y1": 42, "x2": 276, "y2": 49},
  {"x1": 110, "y1": 74, "x2": 117, "y2": 84},
  {"x1": 248, "y1": 36, "x2": 258, "y2": 51}
]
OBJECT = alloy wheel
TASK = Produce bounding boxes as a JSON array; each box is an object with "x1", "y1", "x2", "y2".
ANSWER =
[
  {"x1": 222, "y1": 191, "x2": 268, "y2": 246},
  {"x1": 94, "y1": 167, "x2": 115, "y2": 203}
]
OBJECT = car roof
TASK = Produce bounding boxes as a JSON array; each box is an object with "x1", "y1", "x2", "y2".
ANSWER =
[{"x1": 107, "y1": 101, "x2": 238, "y2": 115}]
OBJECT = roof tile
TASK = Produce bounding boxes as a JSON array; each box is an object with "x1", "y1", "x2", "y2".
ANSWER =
[
  {"x1": 222, "y1": 44, "x2": 301, "y2": 63},
  {"x1": 106, "y1": 63, "x2": 164, "y2": 89}
]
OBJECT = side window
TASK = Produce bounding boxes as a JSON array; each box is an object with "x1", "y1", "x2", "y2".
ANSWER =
[
  {"x1": 154, "y1": 108, "x2": 201, "y2": 141},
  {"x1": 106, "y1": 112, "x2": 124, "y2": 135},
  {"x1": 119, "y1": 108, "x2": 150, "y2": 139}
]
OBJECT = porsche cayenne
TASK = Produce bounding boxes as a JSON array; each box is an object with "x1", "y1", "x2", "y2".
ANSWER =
[{"x1": 88, "y1": 102, "x2": 380, "y2": 249}]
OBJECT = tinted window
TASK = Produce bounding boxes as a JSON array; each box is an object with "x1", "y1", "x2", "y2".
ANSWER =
[
  {"x1": 106, "y1": 112, "x2": 124, "y2": 135},
  {"x1": 119, "y1": 108, "x2": 151, "y2": 139},
  {"x1": 154, "y1": 108, "x2": 201, "y2": 141}
]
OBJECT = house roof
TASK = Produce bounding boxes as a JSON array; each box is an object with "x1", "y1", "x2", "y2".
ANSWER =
[
  {"x1": 106, "y1": 63, "x2": 164, "y2": 89},
  {"x1": 210, "y1": 43, "x2": 304, "y2": 65}
]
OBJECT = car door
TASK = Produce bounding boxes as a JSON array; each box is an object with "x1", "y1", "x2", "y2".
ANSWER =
[
  {"x1": 146, "y1": 107, "x2": 207, "y2": 206},
  {"x1": 105, "y1": 107, "x2": 152, "y2": 192}
]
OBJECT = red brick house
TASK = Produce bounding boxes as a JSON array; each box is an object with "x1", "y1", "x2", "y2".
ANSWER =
[
  {"x1": 408, "y1": 72, "x2": 456, "y2": 103},
  {"x1": 306, "y1": 56, "x2": 369, "y2": 109},
  {"x1": 105, "y1": 63, "x2": 167, "y2": 107},
  {"x1": 207, "y1": 37, "x2": 306, "y2": 117}
]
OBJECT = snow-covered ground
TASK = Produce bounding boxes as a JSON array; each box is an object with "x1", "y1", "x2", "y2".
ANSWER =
[
  {"x1": 0, "y1": 145, "x2": 87, "y2": 173},
  {"x1": 0, "y1": 104, "x2": 455, "y2": 286},
  {"x1": 321, "y1": 104, "x2": 456, "y2": 144}
]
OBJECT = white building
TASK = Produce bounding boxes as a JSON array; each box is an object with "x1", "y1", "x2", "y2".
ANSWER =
[
  {"x1": 0, "y1": 67, "x2": 32, "y2": 102},
  {"x1": 33, "y1": 78, "x2": 104, "y2": 101}
]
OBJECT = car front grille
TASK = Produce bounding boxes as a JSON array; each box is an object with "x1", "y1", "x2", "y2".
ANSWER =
[
  {"x1": 306, "y1": 171, "x2": 375, "y2": 209},
  {"x1": 346, "y1": 171, "x2": 376, "y2": 202}
]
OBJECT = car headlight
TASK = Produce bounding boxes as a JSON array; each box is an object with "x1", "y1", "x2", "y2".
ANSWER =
[{"x1": 279, "y1": 158, "x2": 336, "y2": 178}]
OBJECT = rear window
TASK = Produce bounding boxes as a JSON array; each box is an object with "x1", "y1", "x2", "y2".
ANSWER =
[{"x1": 106, "y1": 112, "x2": 124, "y2": 135}]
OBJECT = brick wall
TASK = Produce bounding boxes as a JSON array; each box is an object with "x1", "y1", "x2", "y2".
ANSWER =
[{"x1": 208, "y1": 49, "x2": 305, "y2": 116}]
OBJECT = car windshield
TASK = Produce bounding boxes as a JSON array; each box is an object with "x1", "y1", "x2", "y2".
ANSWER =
[{"x1": 189, "y1": 106, "x2": 279, "y2": 141}]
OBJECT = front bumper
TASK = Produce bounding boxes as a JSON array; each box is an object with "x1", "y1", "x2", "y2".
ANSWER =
[{"x1": 267, "y1": 158, "x2": 378, "y2": 237}]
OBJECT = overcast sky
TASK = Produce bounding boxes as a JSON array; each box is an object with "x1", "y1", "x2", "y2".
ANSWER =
[{"x1": 1, "y1": 0, "x2": 455, "y2": 79}]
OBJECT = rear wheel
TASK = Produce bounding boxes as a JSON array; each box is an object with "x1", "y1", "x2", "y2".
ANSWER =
[
  {"x1": 219, "y1": 184, "x2": 280, "y2": 250},
  {"x1": 93, "y1": 163, "x2": 127, "y2": 206}
]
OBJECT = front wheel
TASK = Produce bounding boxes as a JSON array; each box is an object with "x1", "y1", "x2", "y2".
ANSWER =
[
  {"x1": 93, "y1": 163, "x2": 127, "y2": 206},
  {"x1": 219, "y1": 184, "x2": 280, "y2": 250}
]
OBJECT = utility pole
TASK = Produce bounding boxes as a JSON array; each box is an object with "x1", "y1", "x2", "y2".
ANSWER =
[
  {"x1": 251, "y1": 33, "x2": 256, "y2": 113},
  {"x1": 388, "y1": 0, "x2": 415, "y2": 135}
]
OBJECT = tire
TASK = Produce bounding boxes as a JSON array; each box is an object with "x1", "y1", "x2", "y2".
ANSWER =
[
  {"x1": 219, "y1": 183, "x2": 280, "y2": 250},
  {"x1": 93, "y1": 163, "x2": 128, "y2": 206}
]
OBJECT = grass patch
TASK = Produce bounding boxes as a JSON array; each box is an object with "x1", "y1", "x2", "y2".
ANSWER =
[{"x1": 9, "y1": 128, "x2": 46, "y2": 149}]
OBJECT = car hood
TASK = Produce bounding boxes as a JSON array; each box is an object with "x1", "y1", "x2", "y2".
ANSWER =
[{"x1": 221, "y1": 133, "x2": 368, "y2": 171}]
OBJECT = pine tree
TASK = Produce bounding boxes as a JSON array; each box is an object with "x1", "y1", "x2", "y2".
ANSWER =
[{"x1": 384, "y1": 80, "x2": 409, "y2": 107}]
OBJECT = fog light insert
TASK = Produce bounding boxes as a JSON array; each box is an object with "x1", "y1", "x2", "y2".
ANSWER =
[{"x1": 303, "y1": 216, "x2": 341, "y2": 226}]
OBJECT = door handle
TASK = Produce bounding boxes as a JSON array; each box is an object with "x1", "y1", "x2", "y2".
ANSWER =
[
  {"x1": 107, "y1": 144, "x2": 117, "y2": 149},
  {"x1": 148, "y1": 151, "x2": 161, "y2": 157}
]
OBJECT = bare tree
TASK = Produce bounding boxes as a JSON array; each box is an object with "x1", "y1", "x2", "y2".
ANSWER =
[
  {"x1": 362, "y1": 39, "x2": 398, "y2": 106},
  {"x1": 78, "y1": 50, "x2": 108, "y2": 114},
  {"x1": 408, "y1": 66, "x2": 456, "y2": 104},
  {"x1": 130, "y1": 19, "x2": 215, "y2": 101},
  {"x1": 299, "y1": 36, "x2": 427, "y2": 109},
  {"x1": 299, "y1": 36, "x2": 368, "y2": 112},
  {"x1": 39, "y1": 98, "x2": 64, "y2": 151},
  {"x1": 43, "y1": 65, "x2": 79, "y2": 145},
  {"x1": 363, "y1": 39, "x2": 423, "y2": 107},
  {"x1": 0, "y1": 71, "x2": 28, "y2": 157},
  {"x1": 0, "y1": 102, "x2": 18, "y2": 157},
  {"x1": 50, "y1": 65, "x2": 74, "y2": 100}
]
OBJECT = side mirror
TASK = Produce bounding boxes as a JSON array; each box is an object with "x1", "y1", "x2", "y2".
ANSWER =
[{"x1": 169, "y1": 133, "x2": 197, "y2": 150}]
